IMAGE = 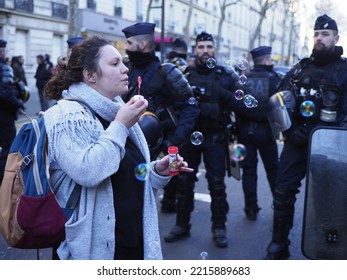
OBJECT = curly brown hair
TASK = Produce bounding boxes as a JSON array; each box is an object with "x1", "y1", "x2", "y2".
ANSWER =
[{"x1": 44, "y1": 36, "x2": 110, "y2": 100}]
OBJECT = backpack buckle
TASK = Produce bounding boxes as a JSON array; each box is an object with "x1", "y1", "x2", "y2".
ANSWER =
[{"x1": 22, "y1": 154, "x2": 34, "y2": 168}]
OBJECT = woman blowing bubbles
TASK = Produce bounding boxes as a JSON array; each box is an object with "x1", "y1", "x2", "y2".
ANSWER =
[{"x1": 44, "y1": 36, "x2": 192, "y2": 260}]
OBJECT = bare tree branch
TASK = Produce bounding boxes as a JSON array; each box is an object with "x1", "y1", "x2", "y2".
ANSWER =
[{"x1": 216, "y1": 0, "x2": 243, "y2": 59}]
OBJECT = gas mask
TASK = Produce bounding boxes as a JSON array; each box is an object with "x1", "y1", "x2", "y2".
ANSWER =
[{"x1": 319, "y1": 83, "x2": 340, "y2": 122}]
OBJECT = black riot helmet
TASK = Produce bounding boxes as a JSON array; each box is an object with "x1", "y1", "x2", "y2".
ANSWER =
[
  {"x1": 15, "y1": 80, "x2": 30, "y2": 103},
  {"x1": 138, "y1": 111, "x2": 163, "y2": 158}
]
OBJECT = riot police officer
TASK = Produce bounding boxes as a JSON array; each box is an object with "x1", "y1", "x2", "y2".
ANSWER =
[
  {"x1": 0, "y1": 39, "x2": 25, "y2": 182},
  {"x1": 161, "y1": 37, "x2": 190, "y2": 213},
  {"x1": 235, "y1": 46, "x2": 280, "y2": 220},
  {"x1": 121, "y1": 23, "x2": 199, "y2": 160},
  {"x1": 164, "y1": 32, "x2": 239, "y2": 248},
  {"x1": 265, "y1": 14, "x2": 347, "y2": 259}
]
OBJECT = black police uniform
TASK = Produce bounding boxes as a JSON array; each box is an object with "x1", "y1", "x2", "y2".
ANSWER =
[
  {"x1": 164, "y1": 60, "x2": 239, "y2": 247},
  {"x1": 123, "y1": 57, "x2": 199, "y2": 157},
  {"x1": 0, "y1": 53, "x2": 25, "y2": 182},
  {"x1": 122, "y1": 23, "x2": 199, "y2": 160},
  {"x1": 235, "y1": 63, "x2": 281, "y2": 220},
  {"x1": 160, "y1": 40, "x2": 190, "y2": 213},
  {"x1": 265, "y1": 15, "x2": 347, "y2": 259}
]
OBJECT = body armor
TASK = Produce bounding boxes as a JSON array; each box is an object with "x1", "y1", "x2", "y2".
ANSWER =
[
  {"x1": 289, "y1": 59, "x2": 343, "y2": 123},
  {"x1": 186, "y1": 66, "x2": 227, "y2": 132},
  {"x1": 241, "y1": 71, "x2": 272, "y2": 120}
]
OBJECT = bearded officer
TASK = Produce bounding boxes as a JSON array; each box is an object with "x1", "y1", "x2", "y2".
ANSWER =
[{"x1": 265, "y1": 14, "x2": 347, "y2": 259}]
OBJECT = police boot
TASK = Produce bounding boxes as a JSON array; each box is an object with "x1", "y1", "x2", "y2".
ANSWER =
[
  {"x1": 164, "y1": 194, "x2": 193, "y2": 243},
  {"x1": 211, "y1": 195, "x2": 229, "y2": 248},
  {"x1": 211, "y1": 226, "x2": 228, "y2": 248},
  {"x1": 209, "y1": 178, "x2": 229, "y2": 248},
  {"x1": 264, "y1": 190, "x2": 295, "y2": 260},
  {"x1": 264, "y1": 216, "x2": 292, "y2": 260},
  {"x1": 244, "y1": 206, "x2": 261, "y2": 221},
  {"x1": 265, "y1": 240, "x2": 290, "y2": 260},
  {"x1": 244, "y1": 197, "x2": 261, "y2": 221}
]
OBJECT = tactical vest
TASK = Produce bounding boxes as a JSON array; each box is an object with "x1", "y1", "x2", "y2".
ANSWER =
[
  {"x1": 240, "y1": 71, "x2": 274, "y2": 121},
  {"x1": 186, "y1": 66, "x2": 226, "y2": 132},
  {"x1": 289, "y1": 58, "x2": 345, "y2": 123}
]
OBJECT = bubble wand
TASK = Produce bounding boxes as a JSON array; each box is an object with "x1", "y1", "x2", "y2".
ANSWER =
[
  {"x1": 137, "y1": 76, "x2": 142, "y2": 95},
  {"x1": 134, "y1": 76, "x2": 143, "y2": 102}
]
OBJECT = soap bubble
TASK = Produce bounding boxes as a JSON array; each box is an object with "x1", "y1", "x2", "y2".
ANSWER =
[
  {"x1": 134, "y1": 163, "x2": 149, "y2": 181},
  {"x1": 199, "y1": 251, "x2": 209, "y2": 260},
  {"x1": 188, "y1": 97, "x2": 197, "y2": 105},
  {"x1": 206, "y1": 57, "x2": 217, "y2": 69},
  {"x1": 300, "y1": 100, "x2": 316, "y2": 117},
  {"x1": 243, "y1": 94, "x2": 257, "y2": 108},
  {"x1": 147, "y1": 240, "x2": 161, "y2": 259},
  {"x1": 190, "y1": 131, "x2": 204, "y2": 145},
  {"x1": 235, "y1": 57, "x2": 248, "y2": 71},
  {"x1": 238, "y1": 74, "x2": 247, "y2": 85},
  {"x1": 234, "y1": 89, "x2": 245, "y2": 100},
  {"x1": 230, "y1": 144, "x2": 247, "y2": 161}
]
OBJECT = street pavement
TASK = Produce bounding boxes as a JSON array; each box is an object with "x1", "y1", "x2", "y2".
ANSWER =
[
  {"x1": 0, "y1": 89, "x2": 307, "y2": 260},
  {"x1": 158, "y1": 150, "x2": 306, "y2": 260}
]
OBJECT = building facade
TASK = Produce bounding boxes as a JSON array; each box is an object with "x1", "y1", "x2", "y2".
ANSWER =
[{"x1": 0, "y1": 0, "x2": 308, "y2": 95}]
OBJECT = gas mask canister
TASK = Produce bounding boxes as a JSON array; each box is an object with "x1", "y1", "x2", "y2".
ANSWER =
[{"x1": 319, "y1": 84, "x2": 339, "y2": 122}]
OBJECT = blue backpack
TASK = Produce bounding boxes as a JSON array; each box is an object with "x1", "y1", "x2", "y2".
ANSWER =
[{"x1": 0, "y1": 99, "x2": 93, "y2": 249}]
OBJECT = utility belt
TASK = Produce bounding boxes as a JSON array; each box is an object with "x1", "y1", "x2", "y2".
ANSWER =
[
  {"x1": 239, "y1": 120, "x2": 270, "y2": 136},
  {"x1": 238, "y1": 118, "x2": 268, "y2": 124},
  {"x1": 198, "y1": 129, "x2": 224, "y2": 137}
]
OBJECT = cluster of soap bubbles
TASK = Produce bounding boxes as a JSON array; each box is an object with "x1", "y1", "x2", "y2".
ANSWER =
[
  {"x1": 133, "y1": 57, "x2": 255, "y2": 182},
  {"x1": 133, "y1": 131, "x2": 205, "y2": 181},
  {"x1": 231, "y1": 57, "x2": 258, "y2": 108},
  {"x1": 189, "y1": 130, "x2": 247, "y2": 162},
  {"x1": 234, "y1": 90, "x2": 258, "y2": 108},
  {"x1": 204, "y1": 56, "x2": 259, "y2": 108}
]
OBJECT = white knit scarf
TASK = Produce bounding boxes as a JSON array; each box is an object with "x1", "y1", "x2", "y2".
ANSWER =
[{"x1": 45, "y1": 82, "x2": 150, "y2": 163}]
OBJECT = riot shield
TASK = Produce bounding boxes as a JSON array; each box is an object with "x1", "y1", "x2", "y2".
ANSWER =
[
  {"x1": 302, "y1": 126, "x2": 347, "y2": 259},
  {"x1": 228, "y1": 143, "x2": 241, "y2": 181},
  {"x1": 224, "y1": 111, "x2": 241, "y2": 181}
]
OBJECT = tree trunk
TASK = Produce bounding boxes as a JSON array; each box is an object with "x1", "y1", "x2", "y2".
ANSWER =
[{"x1": 68, "y1": 0, "x2": 80, "y2": 38}]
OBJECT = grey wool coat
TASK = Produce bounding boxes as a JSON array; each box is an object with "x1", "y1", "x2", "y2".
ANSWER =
[{"x1": 44, "y1": 82, "x2": 171, "y2": 260}]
